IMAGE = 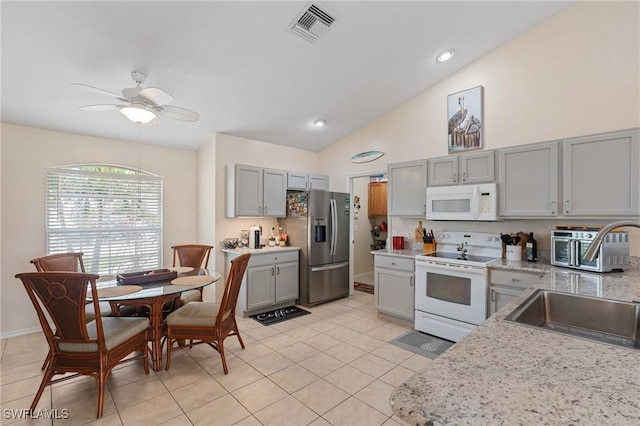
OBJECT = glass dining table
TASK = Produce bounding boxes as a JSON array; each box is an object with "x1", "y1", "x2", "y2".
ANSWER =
[{"x1": 93, "y1": 268, "x2": 222, "y2": 371}]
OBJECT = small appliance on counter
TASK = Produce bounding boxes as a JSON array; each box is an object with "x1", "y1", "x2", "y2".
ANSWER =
[{"x1": 551, "y1": 226, "x2": 629, "y2": 272}]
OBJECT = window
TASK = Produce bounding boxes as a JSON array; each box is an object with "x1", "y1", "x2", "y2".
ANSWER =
[{"x1": 46, "y1": 165, "x2": 163, "y2": 275}]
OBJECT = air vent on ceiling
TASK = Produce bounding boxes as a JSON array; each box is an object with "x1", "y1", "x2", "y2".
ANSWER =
[{"x1": 288, "y1": 3, "x2": 336, "y2": 44}]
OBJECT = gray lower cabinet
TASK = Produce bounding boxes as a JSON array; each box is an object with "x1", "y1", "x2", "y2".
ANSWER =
[
  {"x1": 229, "y1": 250, "x2": 300, "y2": 316},
  {"x1": 374, "y1": 255, "x2": 415, "y2": 321},
  {"x1": 488, "y1": 269, "x2": 543, "y2": 317}
]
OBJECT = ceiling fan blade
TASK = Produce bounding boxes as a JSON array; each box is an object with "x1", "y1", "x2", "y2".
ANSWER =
[
  {"x1": 79, "y1": 104, "x2": 121, "y2": 111},
  {"x1": 154, "y1": 105, "x2": 199, "y2": 122},
  {"x1": 139, "y1": 87, "x2": 174, "y2": 106},
  {"x1": 71, "y1": 83, "x2": 126, "y2": 101}
]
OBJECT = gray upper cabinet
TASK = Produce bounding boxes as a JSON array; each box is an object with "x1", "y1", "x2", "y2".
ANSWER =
[
  {"x1": 562, "y1": 130, "x2": 639, "y2": 217},
  {"x1": 286, "y1": 172, "x2": 329, "y2": 190},
  {"x1": 388, "y1": 159, "x2": 428, "y2": 216},
  {"x1": 226, "y1": 164, "x2": 286, "y2": 217},
  {"x1": 309, "y1": 174, "x2": 328, "y2": 190},
  {"x1": 428, "y1": 151, "x2": 495, "y2": 186},
  {"x1": 499, "y1": 142, "x2": 559, "y2": 218}
]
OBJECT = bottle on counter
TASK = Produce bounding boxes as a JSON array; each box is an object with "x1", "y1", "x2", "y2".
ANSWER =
[{"x1": 525, "y1": 232, "x2": 537, "y2": 262}]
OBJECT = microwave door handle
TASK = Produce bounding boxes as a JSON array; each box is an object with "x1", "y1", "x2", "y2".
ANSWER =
[
  {"x1": 472, "y1": 185, "x2": 480, "y2": 219},
  {"x1": 575, "y1": 240, "x2": 581, "y2": 267}
]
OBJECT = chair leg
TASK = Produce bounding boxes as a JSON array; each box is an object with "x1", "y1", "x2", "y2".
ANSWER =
[
  {"x1": 30, "y1": 368, "x2": 54, "y2": 412},
  {"x1": 143, "y1": 342, "x2": 150, "y2": 374},
  {"x1": 96, "y1": 371, "x2": 107, "y2": 418},
  {"x1": 234, "y1": 322, "x2": 245, "y2": 349},
  {"x1": 165, "y1": 337, "x2": 173, "y2": 370},
  {"x1": 218, "y1": 338, "x2": 228, "y2": 375}
]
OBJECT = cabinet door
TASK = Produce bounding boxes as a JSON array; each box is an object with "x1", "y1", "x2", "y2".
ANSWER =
[
  {"x1": 461, "y1": 151, "x2": 495, "y2": 184},
  {"x1": 235, "y1": 165, "x2": 263, "y2": 216},
  {"x1": 287, "y1": 172, "x2": 308, "y2": 190},
  {"x1": 428, "y1": 157, "x2": 458, "y2": 186},
  {"x1": 562, "y1": 130, "x2": 639, "y2": 217},
  {"x1": 488, "y1": 286, "x2": 523, "y2": 317},
  {"x1": 499, "y1": 142, "x2": 559, "y2": 217},
  {"x1": 309, "y1": 174, "x2": 328, "y2": 190},
  {"x1": 275, "y1": 261, "x2": 299, "y2": 303},
  {"x1": 246, "y1": 265, "x2": 276, "y2": 311},
  {"x1": 375, "y1": 269, "x2": 415, "y2": 320},
  {"x1": 263, "y1": 168, "x2": 287, "y2": 217},
  {"x1": 388, "y1": 160, "x2": 428, "y2": 216},
  {"x1": 368, "y1": 182, "x2": 388, "y2": 217}
]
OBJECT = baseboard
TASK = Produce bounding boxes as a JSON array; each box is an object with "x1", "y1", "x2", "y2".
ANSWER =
[{"x1": 0, "y1": 325, "x2": 42, "y2": 340}]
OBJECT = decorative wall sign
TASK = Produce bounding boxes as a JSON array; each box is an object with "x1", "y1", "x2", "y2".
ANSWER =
[
  {"x1": 351, "y1": 150, "x2": 384, "y2": 163},
  {"x1": 447, "y1": 85, "x2": 483, "y2": 153}
]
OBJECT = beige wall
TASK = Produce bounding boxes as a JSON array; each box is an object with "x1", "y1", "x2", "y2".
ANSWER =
[
  {"x1": 353, "y1": 176, "x2": 373, "y2": 277},
  {"x1": 0, "y1": 124, "x2": 199, "y2": 337},
  {"x1": 318, "y1": 0, "x2": 640, "y2": 255}
]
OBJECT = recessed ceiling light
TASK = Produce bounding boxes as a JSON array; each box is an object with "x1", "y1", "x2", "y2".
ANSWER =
[
  {"x1": 436, "y1": 49, "x2": 454, "y2": 62},
  {"x1": 313, "y1": 119, "x2": 326, "y2": 127}
]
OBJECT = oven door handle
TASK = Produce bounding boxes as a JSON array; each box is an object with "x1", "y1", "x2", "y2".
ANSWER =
[{"x1": 417, "y1": 261, "x2": 486, "y2": 274}]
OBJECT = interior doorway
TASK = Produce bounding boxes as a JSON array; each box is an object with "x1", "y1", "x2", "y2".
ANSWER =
[{"x1": 348, "y1": 171, "x2": 387, "y2": 295}]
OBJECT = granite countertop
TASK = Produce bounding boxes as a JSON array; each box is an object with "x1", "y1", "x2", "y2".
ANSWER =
[
  {"x1": 221, "y1": 246, "x2": 300, "y2": 255},
  {"x1": 391, "y1": 267, "x2": 640, "y2": 425},
  {"x1": 371, "y1": 248, "x2": 425, "y2": 259}
]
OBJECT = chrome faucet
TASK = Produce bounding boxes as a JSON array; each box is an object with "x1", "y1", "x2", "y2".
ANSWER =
[{"x1": 584, "y1": 220, "x2": 640, "y2": 261}]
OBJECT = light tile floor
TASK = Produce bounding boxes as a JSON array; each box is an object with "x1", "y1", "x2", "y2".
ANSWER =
[{"x1": 0, "y1": 291, "x2": 431, "y2": 426}]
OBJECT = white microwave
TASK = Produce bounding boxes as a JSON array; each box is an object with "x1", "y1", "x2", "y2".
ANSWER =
[{"x1": 426, "y1": 183, "x2": 499, "y2": 221}]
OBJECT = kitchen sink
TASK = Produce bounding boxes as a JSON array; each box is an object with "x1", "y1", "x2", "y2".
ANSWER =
[{"x1": 504, "y1": 289, "x2": 640, "y2": 350}]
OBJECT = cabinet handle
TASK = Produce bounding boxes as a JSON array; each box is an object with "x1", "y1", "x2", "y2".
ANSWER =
[
  {"x1": 511, "y1": 278, "x2": 520, "y2": 282},
  {"x1": 410, "y1": 276, "x2": 414, "y2": 287},
  {"x1": 462, "y1": 172, "x2": 467, "y2": 182},
  {"x1": 453, "y1": 173, "x2": 457, "y2": 183},
  {"x1": 551, "y1": 201, "x2": 556, "y2": 215},
  {"x1": 391, "y1": 262, "x2": 396, "y2": 266},
  {"x1": 565, "y1": 200, "x2": 570, "y2": 213},
  {"x1": 271, "y1": 267, "x2": 275, "y2": 276},
  {"x1": 276, "y1": 266, "x2": 280, "y2": 275},
  {"x1": 490, "y1": 289, "x2": 496, "y2": 302},
  {"x1": 258, "y1": 206, "x2": 262, "y2": 214},
  {"x1": 264, "y1": 206, "x2": 268, "y2": 214}
]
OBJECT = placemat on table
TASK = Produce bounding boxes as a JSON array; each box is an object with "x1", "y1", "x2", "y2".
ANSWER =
[
  {"x1": 167, "y1": 266, "x2": 194, "y2": 273},
  {"x1": 171, "y1": 276, "x2": 211, "y2": 286},
  {"x1": 88, "y1": 285, "x2": 142, "y2": 299}
]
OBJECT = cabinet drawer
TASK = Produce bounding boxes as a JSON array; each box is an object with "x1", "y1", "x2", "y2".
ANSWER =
[
  {"x1": 249, "y1": 250, "x2": 299, "y2": 267},
  {"x1": 490, "y1": 269, "x2": 542, "y2": 290},
  {"x1": 375, "y1": 255, "x2": 415, "y2": 272}
]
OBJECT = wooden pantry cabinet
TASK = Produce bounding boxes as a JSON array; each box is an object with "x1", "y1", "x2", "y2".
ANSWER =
[{"x1": 368, "y1": 182, "x2": 387, "y2": 217}]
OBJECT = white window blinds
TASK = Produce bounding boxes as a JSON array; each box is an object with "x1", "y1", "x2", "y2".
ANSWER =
[{"x1": 46, "y1": 166, "x2": 163, "y2": 275}]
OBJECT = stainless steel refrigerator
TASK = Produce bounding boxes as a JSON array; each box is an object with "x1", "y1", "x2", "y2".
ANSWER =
[{"x1": 285, "y1": 190, "x2": 350, "y2": 307}]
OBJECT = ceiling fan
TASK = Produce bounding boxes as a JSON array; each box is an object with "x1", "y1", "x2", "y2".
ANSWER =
[{"x1": 72, "y1": 71, "x2": 199, "y2": 124}]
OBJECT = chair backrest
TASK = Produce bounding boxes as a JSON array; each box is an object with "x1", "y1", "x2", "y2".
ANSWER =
[
  {"x1": 30, "y1": 252, "x2": 86, "y2": 273},
  {"x1": 172, "y1": 245, "x2": 213, "y2": 268},
  {"x1": 217, "y1": 253, "x2": 251, "y2": 326},
  {"x1": 15, "y1": 272, "x2": 103, "y2": 351}
]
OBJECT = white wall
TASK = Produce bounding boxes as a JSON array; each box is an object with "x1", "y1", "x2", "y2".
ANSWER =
[
  {"x1": 0, "y1": 124, "x2": 199, "y2": 337},
  {"x1": 318, "y1": 1, "x2": 640, "y2": 255},
  {"x1": 352, "y1": 176, "x2": 373, "y2": 277}
]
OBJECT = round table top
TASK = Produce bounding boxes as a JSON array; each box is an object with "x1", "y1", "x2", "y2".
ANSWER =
[{"x1": 93, "y1": 268, "x2": 222, "y2": 301}]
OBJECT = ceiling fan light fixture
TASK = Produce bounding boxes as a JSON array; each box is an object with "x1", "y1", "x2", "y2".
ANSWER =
[
  {"x1": 120, "y1": 103, "x2": 156, "y2": 124},
  {"x1": 436, "y1": 49, "x2": 454, "y2": 62}
]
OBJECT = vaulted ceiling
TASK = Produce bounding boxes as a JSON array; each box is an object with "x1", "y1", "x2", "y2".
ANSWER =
[{"x1": 1, "y1": 1, "x2": 572, "y2": 151}]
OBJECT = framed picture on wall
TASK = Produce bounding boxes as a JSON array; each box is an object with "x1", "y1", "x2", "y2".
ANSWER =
[{"x1": 447, "y1": 85, "x2": 483, "y2": 153}]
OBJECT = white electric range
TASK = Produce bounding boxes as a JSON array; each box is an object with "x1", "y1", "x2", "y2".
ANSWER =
[{"x1": 414, "y1": 231, "x2": 502, "y2": 342}]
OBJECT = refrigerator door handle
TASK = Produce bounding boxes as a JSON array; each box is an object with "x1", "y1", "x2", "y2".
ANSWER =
[
  {"x1": 330, "y1": 198, "x2": 337, "y2": 256},
  {"x1": 310, "y1": 261, "x2": 349, "y2": 272}
]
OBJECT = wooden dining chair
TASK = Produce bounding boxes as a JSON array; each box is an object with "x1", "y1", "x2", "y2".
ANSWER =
[
  {"x1": 165, "y1": 253, "x2": 250, "y2": 374},
  {"x1": 16, "y1": 271, "x2": 150, "y2": 418},
  {"x1": 171, "y1": 244, "x2": 214, "y2": 305}
]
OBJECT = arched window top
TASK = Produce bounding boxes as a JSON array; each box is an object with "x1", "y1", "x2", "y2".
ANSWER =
[{"x1": 51, "y1": 164, "x2": 160, "y2": 177}]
